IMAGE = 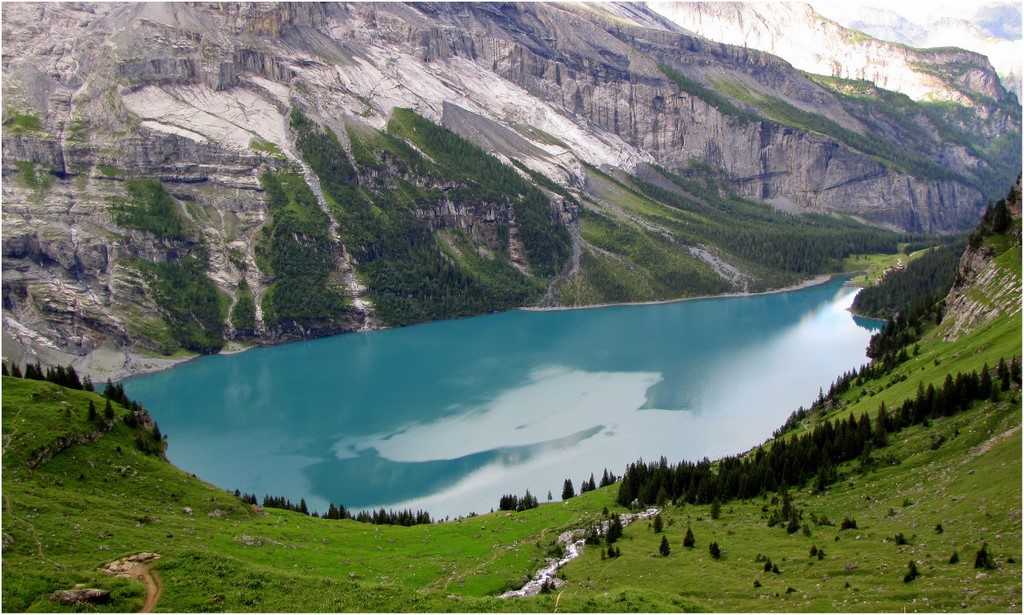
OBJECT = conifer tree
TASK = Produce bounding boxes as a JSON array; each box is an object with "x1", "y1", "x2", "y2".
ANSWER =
[
  {"x1": 683, "y1": 525, "x2": 695, "y2": 548},
  {"x1": 25, "y1": 362, "x2": 43, "y2": 380},
  {"x1": 659, "y1": 535, "x2": 671, "y2": 557},
  {"x1": 10, "y1": 362, "x2": 22, "y2": 378},
  {"x1": 997, "y1": 358, "x2": 1011, "y2": 391},
  {"x1": 974, "y1": 542, "x2": 994, "y2": 570},
  {"x1": 606, "y1": 513, "x2": 623, "y2": 545},
  {"x1": 1, "y1": 362, "x2": 8, "y2": 377},
  {"x1": 88, "y1": 399, "x2": 97, "y2": 422},
  {"x1": 104, "y1": 399, "x2": 115, "y2": 421},
  {"x1": 561, "y1": 478, "x2": 575, "y2": 500},
  {"x1": 66, "y1": 365, "x2": 82, "y2": 390},
  {"x1": 653, "y1": 513, "x2": 664, "y2": 533},
  {"x1": 903, "y1": 560, "x2": 920, "y2": 582},
  {"x1": 991, "y1": 198, "x2": 1010, "y2": 234},
  {"x1": 709, "y1": 541, "x2": 721, "y2": 559}
]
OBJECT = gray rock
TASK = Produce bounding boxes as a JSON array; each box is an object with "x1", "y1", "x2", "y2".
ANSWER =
[{"x1": 50, "y1": 588, "x2": 110, "y2": 605}]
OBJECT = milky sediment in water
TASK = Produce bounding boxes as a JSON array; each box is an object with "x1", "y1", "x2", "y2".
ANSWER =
[{"x1": 124, "y1": 277, "x2": 881, "y2": 519}]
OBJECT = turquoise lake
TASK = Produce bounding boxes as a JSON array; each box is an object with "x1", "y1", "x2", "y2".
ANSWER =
[{"x1": 124, "y1": 276, "x2": 882, "y2": 519}]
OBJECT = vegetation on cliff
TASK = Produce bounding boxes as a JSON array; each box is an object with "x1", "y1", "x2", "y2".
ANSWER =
[
  {"x1": 255, "y1": 170, "x2": 349, "y2": 331},
  {"x1": 290, "y1": 109, "x2": 564, "y2": 326}
]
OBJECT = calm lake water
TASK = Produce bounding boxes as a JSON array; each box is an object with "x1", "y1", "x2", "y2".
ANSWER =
[{"x1": 124, "y1": 276, "x2": 882, "y2": 519}]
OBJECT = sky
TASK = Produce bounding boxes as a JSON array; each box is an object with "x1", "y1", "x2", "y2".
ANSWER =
[{"x1": 812, "y1": 0, "x2": 1020, "y2": 32}]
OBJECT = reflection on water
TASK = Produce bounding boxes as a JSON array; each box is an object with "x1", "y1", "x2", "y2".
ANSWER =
[{"x1": 125, "y1": 277, "x2": 881, "y2": 518}]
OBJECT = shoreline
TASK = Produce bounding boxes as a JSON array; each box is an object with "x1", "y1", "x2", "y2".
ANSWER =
[
  {"x1": 520, "y1": 273, "x2": 839, "y2": 313},
  {"x1": 87, "y1": 273, "x2": 848, "y2": 383}
]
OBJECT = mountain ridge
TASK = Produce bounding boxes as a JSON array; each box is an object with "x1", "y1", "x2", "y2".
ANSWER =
[{"x1": 2, "y1": 2, "x2": 1020, "y2": 379}]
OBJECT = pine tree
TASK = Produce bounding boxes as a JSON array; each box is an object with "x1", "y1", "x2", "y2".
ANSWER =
[
  {"x1": 66, "y1": 365, "x2": 82, "y2": 390},
  {"x1": 980, "y1": 363, "x2": 993, "y2": 397},
  {"x1": 104, "y1": 399, "x2": 115, "y2": 421},
  {"x1": 653, "y1": 513, "x2": 664, "y2": 533},
  {"x1": 991, "y1": 198, "x2": 1011, "y2": 234},
  {"x1": 10, "y1": 363, "x2": 22, "y2": 378},
  {"x1": 88, "y1": 399, "x2": 97, "y2": 422},
  {"x1": 710, "y1": 496, "x2": 722, "y2": 519},
  {"x1": 25, "y1": 362, "x2": 44, "y2": 380},
  {"x1": 659, "y1": 535, "x2": 671, "y2": 557},
  {"x1": 974, "y1": 542, "x2": 994, "y2": 570},
  {"x1": 997, "y1": 358, "x2": 1011, "y2": 391},
  {"x1": 561, "y1": 478, "x2": 575, "y2": 500},
  {"x1": 709, "y1": 541, "x2": 721, "y2": 559},
  {"x1": 606, "y1": 513, "x2": 623, "y2": 545},
  {"x1": 903, "y1": 560, "x2": 920, "y2": 582},
  {"x1": 683, "y1": 525, "x2": 695, "y2": 548},
  {"x1": 1, "y1": 362, "x2": 8, "y2": 377}
]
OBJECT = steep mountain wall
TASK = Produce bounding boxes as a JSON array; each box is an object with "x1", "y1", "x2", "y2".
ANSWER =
[
  {"x1": 1, "y1": 2, "x2": 1020, "y2": 379},
  {"x1": 943, "y1": 176, "x2": 1022, "y2": 341},
  {"x1": 648, "y1": 2, "x2": 1013, "y2": 105}
]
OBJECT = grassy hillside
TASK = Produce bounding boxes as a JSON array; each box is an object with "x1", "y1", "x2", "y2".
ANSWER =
[
  {"x1": 2, "y1": 224, "x2": 1020, "y2": 612},
  {"x1": 553, "y1": 163, "x2": 910, "y2": 305}
]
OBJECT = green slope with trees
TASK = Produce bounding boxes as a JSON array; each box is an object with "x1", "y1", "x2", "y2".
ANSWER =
[
  {"x1": 99, "y1": 107, "x2": 1008, "y2": 352},
  {"x1": 3, "y1": 182, "x2": 1020, "y2": 612},
  {"x1": 554, "y1": 163, "x2": 912, "y2": 304}
]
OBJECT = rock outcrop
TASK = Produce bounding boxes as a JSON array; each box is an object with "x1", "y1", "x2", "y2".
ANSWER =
[
  {"x1": 943, "y1": 176, "x2": 1022, "y2": 341},
  {"x1": 2, "y1": 2, "x2": 1020, "y2": 380},
  {"x1": 648, "y1": 2, "x2": 1013, "y2": 105}
]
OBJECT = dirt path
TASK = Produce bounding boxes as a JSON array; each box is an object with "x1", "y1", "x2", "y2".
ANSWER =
[
  {"x1": 2, "y1": 405, "x2": 23, "y2": 453},
  {"x1": 103, "y1": 553, "x2": 162, "y2": 612},
  {"x1": 137, "y1": 562, "x2": 163, "y2": 613}
]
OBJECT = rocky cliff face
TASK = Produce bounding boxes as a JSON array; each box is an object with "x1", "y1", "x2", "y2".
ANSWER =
[
  {"x1": 2, "y1": 2, "x2": 1020, "y2": 379},
  {"x1": 943, "y1": 176, "x2": 1022, "y2": 341},
  {"x1": 648, "y1": 2, "x2": 1014, "y2": 105},
  {"x1": 811, "y1": 2, "x2": 1022, "y2": 100}
]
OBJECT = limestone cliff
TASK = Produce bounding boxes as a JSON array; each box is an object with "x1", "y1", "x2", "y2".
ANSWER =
[
  {"x1": 1, "y1": 2, "x2": 1020, "y2": 379},
  {"x1": 943, "y1": 175, "x2": 1022, "y2": 341},
  {"x1": 648, "y1": 2, "x2": 1013, "y2": 105}
]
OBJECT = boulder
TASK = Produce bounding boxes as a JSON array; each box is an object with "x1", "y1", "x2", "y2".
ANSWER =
[{"x1": 50, "y1": 588, "x2": 110, "y2": 605}]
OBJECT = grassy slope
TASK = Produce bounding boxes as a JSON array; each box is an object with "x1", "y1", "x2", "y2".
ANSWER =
[
  {"x1": 2, "y1": 251, "x2": 1020, "y2": 612},
  {"x1": 554, "y1": 164, "x2": 909, "y2": 306}
]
